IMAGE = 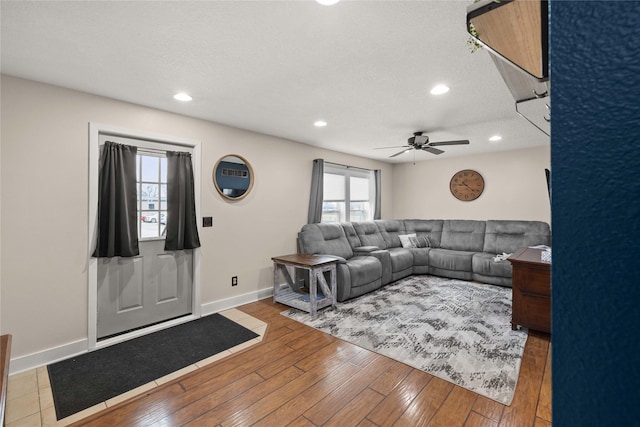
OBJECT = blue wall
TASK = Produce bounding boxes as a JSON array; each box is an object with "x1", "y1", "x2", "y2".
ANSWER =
[{"x1": 552, "y1": 1, "x2": 640, "y2": 425}]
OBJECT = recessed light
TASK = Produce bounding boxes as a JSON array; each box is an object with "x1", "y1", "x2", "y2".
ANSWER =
[
  {"x1": 314, "y1": 120, "x2": 328, "y2": 127},
  {"x1": 316, "y1": 0, "x2": 340, "y2": 5},
  {"x1": 489, "y1": 135, "x2": 502, "y2": 142},
  {"x1": 173, "y1": 92, "x2": 193, "y2": 102},
  {"x1": 430, "y1": 84, "x2": 450, "y2": 95}
]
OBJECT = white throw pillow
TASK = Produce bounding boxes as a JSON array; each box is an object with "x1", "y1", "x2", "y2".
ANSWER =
[{"x1": 398, "y1": 233, "x2": 418, "y2": 248}]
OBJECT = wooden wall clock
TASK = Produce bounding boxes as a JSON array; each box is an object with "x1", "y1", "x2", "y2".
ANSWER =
[{"x1": 449, "y1": 169, "x2": 485, "y2": 201}]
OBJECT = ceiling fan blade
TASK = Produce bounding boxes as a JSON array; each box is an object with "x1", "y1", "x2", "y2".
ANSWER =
[
  {"x1": 428, "y1": 140, "x2": 470, "y2": 146},
  {"x1": 374, "y1": 145, "x2": 410, "y2": 150},
  {"x1": 422, "y1": 146, "x2": 445, "y2": 155},
  {"x1": 390, "y1": 148, "x2": 413, "y2": 157}
]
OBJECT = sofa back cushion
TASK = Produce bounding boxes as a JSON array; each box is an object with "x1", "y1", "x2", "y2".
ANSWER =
[
  {"x1": 353, "y1": 221, "x2": 387, "y2": 249},
  {"x1": 298, "y1": 223, "x2": 354, "y2": 259},
  {"x1": 403, "y1": 219, "x2": 444, "y2": 248},
  {"x1": 483, "y1": 220, "x2": 551, "y2": 254},
  {"x1": 440, "y1": 220, "x2": 486, "y2": 252},
  {"x1": 340, "y1": 222, "x2": 362, "y2": 249},
  {"x1": 375, "y1": 220, "x2": 406, "y2": 248}
]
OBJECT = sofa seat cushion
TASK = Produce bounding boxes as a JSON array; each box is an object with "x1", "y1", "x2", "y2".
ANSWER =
[
  {"x1": 472, "y1": 252, "x2": 513, "y2": 278},
  {"x1": 342, "y1": 256, "x2": 383, "y2": 288},
  {"x1": 429, "y1": 248, "x2": 475, "y2": 272},
  {"x1": 388, "y1": 247, "x2": 414, "y2": 272}
]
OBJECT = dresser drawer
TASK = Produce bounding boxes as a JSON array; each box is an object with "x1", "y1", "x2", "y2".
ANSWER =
[
  {"x1": 516, "y1": 266, "x2": 550, "y2": 297},
  {"x1": 512, "y1": 290, "x2": 551, "y2": 333}
]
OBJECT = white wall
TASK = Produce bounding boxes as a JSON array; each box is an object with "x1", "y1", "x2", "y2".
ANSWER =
[
  {"x1": 392, "y1": 146, "x2": 551, "y2": 223},
  {"x1": 0, "y1": 75, "x2": 394, "y2": 361}
]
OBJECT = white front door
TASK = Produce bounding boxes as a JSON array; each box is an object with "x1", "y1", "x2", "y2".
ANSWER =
[{"x1": 94, "y1": 132, "x2": 197, "y2": 340}]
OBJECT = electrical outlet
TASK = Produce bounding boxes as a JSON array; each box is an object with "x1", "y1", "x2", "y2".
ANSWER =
[{"x1": 232, "y1": 276, "x2": 238, "y2": 286}]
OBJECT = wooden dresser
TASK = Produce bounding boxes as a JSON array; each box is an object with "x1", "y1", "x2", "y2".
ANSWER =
[{"x1": 508, "y1": 247, "x2": 551, "y2": 333}]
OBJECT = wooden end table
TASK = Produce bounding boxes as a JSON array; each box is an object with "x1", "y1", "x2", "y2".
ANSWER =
[
  {"x1": 508, "y1": 247, "x2": 551, "y2": 333},
  {"x1": 272, "y1": 254, "x2": 339, "y2": 316}
]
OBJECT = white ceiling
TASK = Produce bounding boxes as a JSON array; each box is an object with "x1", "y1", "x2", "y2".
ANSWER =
[{"x1": 0, "y1": 0, "x2": 549, "y2": 164}]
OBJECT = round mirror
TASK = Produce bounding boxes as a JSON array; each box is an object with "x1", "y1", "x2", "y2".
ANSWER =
[{"x1": 213, "y1": 154, "x2": 254, "y2": 201}]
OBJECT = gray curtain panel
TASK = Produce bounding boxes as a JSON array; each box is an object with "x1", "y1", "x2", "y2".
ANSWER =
[
  {"x1": 164, "y1": 151, "x2": 201, "y2": 251},
  {"x1": 93, "y1": 141, "x2": 139, "y2": 258},
  {"x1": 307, "y1": 158, "x2": 324, "y2": 224},
  {"x1": 374, "y1": 169, "x2": 381, "y2": 220}
]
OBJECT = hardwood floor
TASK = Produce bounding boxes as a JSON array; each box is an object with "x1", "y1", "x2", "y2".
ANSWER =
[{"x1": 70, "y1": 298, "x2": 552, "y2": 427}]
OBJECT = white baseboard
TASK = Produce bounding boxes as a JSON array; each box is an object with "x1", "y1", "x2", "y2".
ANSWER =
[
  {"x1": 200, "y1": 287, "x2": 273, "y2": 316},
  {"x1": 8, "y1": 287, "x2": 274, "y2": 375},
  {"x1": 9, "y1": 339, "x2": 88, "y2": 375}
]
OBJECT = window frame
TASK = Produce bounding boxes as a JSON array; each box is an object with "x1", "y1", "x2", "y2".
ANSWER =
[{"x1": 321, "y1": 163, "x2": 375, "y2": 223}]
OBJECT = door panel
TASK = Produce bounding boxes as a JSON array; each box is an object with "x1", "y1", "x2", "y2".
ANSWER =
[
  {"x1": 157, "y1": 253, "x2": 179, "y2": 303},
  {"x1": 117, "y1": 257, "x2": 143, "y2": 312},
  {"x1": 97, "y1": 240, "x2": 193, "y2": 339}
]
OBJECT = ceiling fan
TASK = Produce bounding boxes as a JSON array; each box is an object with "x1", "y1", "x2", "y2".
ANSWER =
[{"x1": 376, "y1": 132, "x2": 470, "y2": 157}]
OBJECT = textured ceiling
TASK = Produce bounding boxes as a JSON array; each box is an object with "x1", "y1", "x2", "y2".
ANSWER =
[{"x1": 0, "y1": 0, "x2": 549, "y2": 163}]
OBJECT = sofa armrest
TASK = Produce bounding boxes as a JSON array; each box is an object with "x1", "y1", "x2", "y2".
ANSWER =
[
  {"x1": 367, "y1": 249, "x2": 393, "y2": 285},
  {"x1": 353, "y1": 246, "x2": 380, "y2": 255}
]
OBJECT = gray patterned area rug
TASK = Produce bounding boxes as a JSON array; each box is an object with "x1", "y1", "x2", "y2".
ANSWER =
[{"x1": 282, "y1": 275, "x2": 528, "y2": 405}]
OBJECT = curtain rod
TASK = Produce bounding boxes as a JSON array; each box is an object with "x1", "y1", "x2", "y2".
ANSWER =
[
  {"x1": 105, "y1": 140, "x2": 188, "y2": 156},
  {"x1": 324, "y1": 161, "x2": 373, "y2": 172},
  {"x1": 137, "y1": 147, "x2": 166, "y2": 156},
  {"x1": 105, "y1": 141, "x2": 167, "y2": 156}
]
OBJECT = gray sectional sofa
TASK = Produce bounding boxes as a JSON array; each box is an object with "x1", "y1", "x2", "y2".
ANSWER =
[{"x1": 297, "y1": 219, "x2": 551, "y2": 302}]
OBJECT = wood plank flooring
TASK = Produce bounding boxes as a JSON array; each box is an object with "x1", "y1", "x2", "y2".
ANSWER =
[{"x1": 70, "y1": 298, "x2": 552, "y2": 427}]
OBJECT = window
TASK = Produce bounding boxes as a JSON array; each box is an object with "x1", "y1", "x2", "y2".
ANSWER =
[
  {"x1": 137, "y1": 153, "x2": 167, "y2": 239},
  {"x1": 322, "y1": 163, "x2": 375, "y2": 223}
]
